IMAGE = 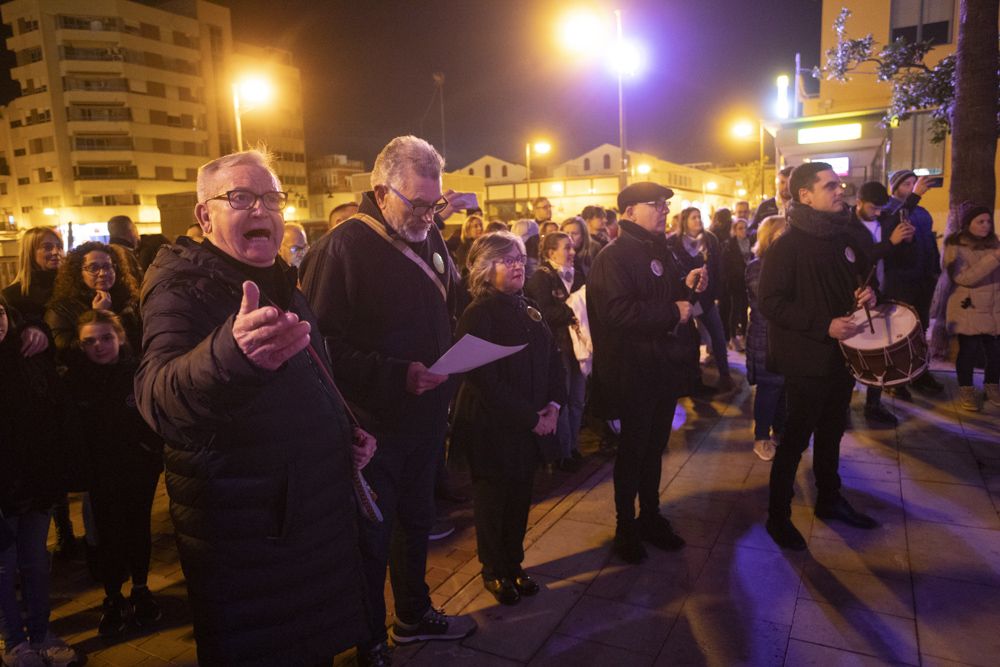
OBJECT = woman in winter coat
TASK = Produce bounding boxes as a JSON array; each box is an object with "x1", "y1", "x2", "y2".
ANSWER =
[
  {"x1": 452, "y1": 232, "x2": 566, "y2": 606},
  {"x1": 45, "y1": 241, "x2": 141, "y2": 358},
  {"x1": 745, "y1": 216, "x2": 789, "y2": 461},
  {"x1": 0, "y1": 297, "x2": 82, "y2": 667},
  {"x1": 944, "y1": 204, "x2": 1000, "y2": 411},
  {"x1": 722, "y1": 218, "x2": 753, "y2": 351},
  {"x1": 65, "y1": 309, "x2": 163, "y2": 639},
  {"x1": 560, "y1": 216, "x2": 599, "y2": 280},
  {"x1": 667, "y1": 207, "x2": 733, "y2": 391},
  {"x1": 2, "y1": 226, "x2": 63, "y2": 325},
  {"x1": 453, "y1": 214, "x2": 483, "y2": 274},
  {"x1": 525, "y1": 231, "x2": 585, "y2": 471}
]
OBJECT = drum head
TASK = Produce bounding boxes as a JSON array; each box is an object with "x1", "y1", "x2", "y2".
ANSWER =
[{"x1": 841, "y1": 303, "x2": 919, "y2": 351}]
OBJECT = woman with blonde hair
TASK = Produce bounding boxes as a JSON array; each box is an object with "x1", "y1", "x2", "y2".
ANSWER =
[
  {"x1": 453, "y1": 214, "x2": 483, "y2": 272},
  {"x1": 560, "y1": 216, "x2": 598, "y2": 279},
  {"x1": 745, "y1": 215, "x2": 789, "y2": 461},
  {"x1": 2, "y1": 226, "x2": 63, "y2": 325},
  {"x1": 452, "y1": 231, "x2": 565, "y2": 605}
]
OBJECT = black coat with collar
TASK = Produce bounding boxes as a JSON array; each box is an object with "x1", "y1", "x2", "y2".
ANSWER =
[
  {"x1": 135, "y1": 238, "x2": 368, "y2": 666},
  {"x1": 299, "y1": 192, "x2": 461, "y2": 437},
  {"x1": 587, "y1": 220, "x2": 699, "y2": 418},
  {"x1": 759, "y1": 202, "x2": 868, "y2": 378},
  {"x1": 452, "y1": 291, "x2": 566, "y2": 481},
  {"x1": 666, "y1": 230, "x2": 724, "y2": 306},
  {"x1": 524, "y1": 261, "x2": 584, "y2": 355}
]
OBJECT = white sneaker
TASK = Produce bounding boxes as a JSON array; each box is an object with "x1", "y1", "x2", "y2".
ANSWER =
[
  {"x1": 753, "y1": 440, "x2": 776, "y2": 462},
  {"x1": 31, "y1": 634, "x2": 80, "y2": 667},
  {"x1": 2, "y1": 642, "x2": 45, "y2": 667},
  {"x1": 985, "y1": 383, "x2": 1000, "y2": 408}
]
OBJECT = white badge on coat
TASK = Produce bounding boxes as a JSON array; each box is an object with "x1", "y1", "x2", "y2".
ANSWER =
[
  {"x1": 432, "y1": 252, "x2": 445, "y2": 274},
  {"x1": 526, "y1": 306, "x2": 543, "y2": 322},
  {"x1": 650, "y1": 259, "x2": 664, "y2": 277},
  {"x1": 844, "y1": 247, "x2": 856, "y2": 263}
]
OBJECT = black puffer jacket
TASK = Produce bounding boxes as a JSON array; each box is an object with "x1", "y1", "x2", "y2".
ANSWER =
[
  {"x1": 135, "y1": 238, "x2": 368, "y2": 666},
  {"x1": 524, "y1": 262, "x2": 584, "y2": 356}
]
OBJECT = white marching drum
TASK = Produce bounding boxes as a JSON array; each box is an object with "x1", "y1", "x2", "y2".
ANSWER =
[{"x1": 839, "y1": 301, "x2": 929, "y2": 387}]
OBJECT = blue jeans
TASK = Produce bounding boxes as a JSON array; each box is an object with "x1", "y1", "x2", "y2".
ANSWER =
[
  {"x1": 0, "y1": 510, "x2": 52, "y2": 647},
  {"x1": 557, "y1": 351, "x2": 586, "y2": 457},
  {"x1": 753, "y1": 373, "x2": 787, "y2": 441},
  {"x1": 697, "y1": 302, "x2": 730, "y2": 378}
]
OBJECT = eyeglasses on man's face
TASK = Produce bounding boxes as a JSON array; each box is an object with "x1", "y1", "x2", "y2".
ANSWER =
[
  {"x1": 639, "y1": 198, "x2": 670, "y2": 211},
  {"x1": 82, "y1": 262, "x2": 115, "y2": 276},
  {"x1": 494, "y1": 254, "x2": 528, "y2": 268},
  {"x1": 388, "y1": 185, "x2": 448, "y2": 218},
  {"x1": 205, "y1": 189, "x2": 288, "y2": 211}
]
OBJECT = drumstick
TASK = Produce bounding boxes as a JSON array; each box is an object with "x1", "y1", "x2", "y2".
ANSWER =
[{"x1": 857, "y1": 267, "x2": 876, "y2": 334}]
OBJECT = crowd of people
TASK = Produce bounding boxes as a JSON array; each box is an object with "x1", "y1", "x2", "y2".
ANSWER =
[{"x1": 1, "y1": 134, "x2": 998, "y2": 667}]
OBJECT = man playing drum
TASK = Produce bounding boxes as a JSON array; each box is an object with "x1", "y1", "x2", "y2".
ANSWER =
[{"x1": 758, "y1": 162, "x2": 880, "y2": 551}]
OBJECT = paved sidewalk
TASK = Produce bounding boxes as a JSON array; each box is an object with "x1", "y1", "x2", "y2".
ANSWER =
[{"x1": 42, "y1": 357, "x2": 1000, "y2": 666}]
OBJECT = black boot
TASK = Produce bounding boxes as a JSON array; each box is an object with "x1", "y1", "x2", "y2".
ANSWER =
[{"x1": 612, "y1": 519, "x2": 647, "y2": 563}]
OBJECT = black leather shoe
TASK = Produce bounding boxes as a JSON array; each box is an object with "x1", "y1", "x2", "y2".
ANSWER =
[
  {"x1": 613, "y1": 521, "x2": 648, "y2": 563},
  {"x1": 557, "y1": 456, "x2": 581, "y2": 472},
  {"x1": 357, "y1": 642, "x2": 393, "y2": 667},
  {"x1": 483, "y1": 575, "x2": 520, "y2": 605},
  {"x1": 513, "y1": 570, "x2": 540, "y2": 596},
  {"x1": 815, "y1": 496, "x2": 879, "y2": 529},
  {"x1": 766, "y1": 517, "x2": 807, "y2": 551},
  {"x1": 912, "y1": 373, "x2": 944, "y2": 395},
  {"x1": 639, "y1": 514, "x2": 686, "y2": 551},
  {"x1": 864, "y1": 403, "x2": 899, "y2": 425}
]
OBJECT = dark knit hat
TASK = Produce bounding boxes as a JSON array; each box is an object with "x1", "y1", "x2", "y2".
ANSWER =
[
  {"x1": 959, "y1": 202, "x2": 992, "y2": 230},
  {"x1": 617, "y1": 182, "x2": 674, "y2": 211},
  {"x1": 858, "y1": 181, "x2": 890, "y2": 206},
  {"x1": 889, "y1": 169, "x2": 917, "y2": 194}
]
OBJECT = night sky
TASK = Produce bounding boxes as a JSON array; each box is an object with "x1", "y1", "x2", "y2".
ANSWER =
[{"x1": 2, "y1": 0, "x2": 825, "y2": 169}]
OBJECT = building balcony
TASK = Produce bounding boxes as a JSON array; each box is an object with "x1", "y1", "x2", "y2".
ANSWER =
[{"x1": 74, "y1": 165, "x2": 139, "y2": 180}]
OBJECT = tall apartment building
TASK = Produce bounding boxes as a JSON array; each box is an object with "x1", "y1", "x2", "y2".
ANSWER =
[{"x1": 0, "y1": 0, "x2": 307, "y2": 241}]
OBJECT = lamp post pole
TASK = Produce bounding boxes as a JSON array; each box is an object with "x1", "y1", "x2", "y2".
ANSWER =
[
  {"x1": 232, "y1": 83, "x2": 244, "y2": 152},
  {"x1": 758, "y1": 120, "x2": 765, "y2": 202},
  {"x1": 525, "y1": 142, "x2": 532, "y2": 209},
  {"x1": 615, "y1": 9, "x2": 627, "y2": 190}
]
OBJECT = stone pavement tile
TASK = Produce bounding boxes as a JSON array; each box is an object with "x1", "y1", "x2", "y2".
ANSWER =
[
  {"x1": 806, "y1": 526, "x2": 910, "y2": 580},
  {"x1": 586, "y1": 546, "x2": 710, "y2": 612},
  {"x1": 914, "y1": 574, "x2": 1000, "y2": 666},
  {"x1": 900, "y1": 479, "x2": 1000, "y2": 529},
  {"x1": 967, "y1": 433, "x2": 1000, "y2": 463},
  {"x1": 840, "y1": 432, "x2": 899, "y2": 466},
  {"x1": 528, "y1": 632, "x2": 654, "y2": 667},
  {"x1": 797, "y1": 563, "x2": 914, "y2": 619},
  {"x1": 784, "y1": 639, "x2": 900, "y2": 666},
  {"x1": 459, "y1": 575, "x2": 586, "y2": 662},
  {"x1": 556, "y1": 594, "x2": 676, "y2": 657},
  {"x1": 810, "y1": 488, "x2": 906, "y2": 542},
  {"x1": 688, "y1": 544, "x2": 805, "y2": 626},
  {"x1": 522, "y1": 518, "x2": 613, "y2": 584},
  {"x1": 400, "y1": 641, "x2": 520, "y2": 666},
  {"x1": 655, "y1": 606, "x2": 790, "y2": 667},
  {"x1": 906, "y1": 519, "x2": 1000, "y2": 587},
  {"x1": 660, "y1": 515, "x2": 726, "y2": 550},
  {"x1": 920, "y1": 656, "x2": 981, "y2": 667},
  {"x1": 563, "y1": 476, "x2": 616, "y2": 527},
  {"x1": 789, "y1": 598, "x2": 918, "y2": 664},
  {"x1": 898, "y1": 448, "x2": 984, "y2": 486},
  {"x1": 717, "y1": 503, "x2": 815, "y2": 554},
  {"x1": 88, "y1": 641, "x2": 159, "y2": 666},
  {"x1": 839, "y1": 460, "x2": 901, "y2": 484},
  {"x1": 675, "y1": 452, "x2": 755, "y2": 485}
]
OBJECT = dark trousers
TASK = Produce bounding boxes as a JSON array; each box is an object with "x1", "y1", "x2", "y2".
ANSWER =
[
  {"x1": 472, "y1": 478, "x2": 533, "y2": 578},
  {"x1": 956, "y1": 334, "x2": 1000, "y2": 386},
  {"x1": 769, "y1": 370, "x2": 854, "y2": 518},
  {"x1": 753, "y1": 374, "x2": 787, "y2": 441},
  {"x1": 614, "y1": 394, "x2": 677, "y2": 523},
  {"x1": 89, "y1": 466, "x2": 160, "y2": 597},
  {"x1": 358, "y1": 428, "x2": 443, "y2": 647}
]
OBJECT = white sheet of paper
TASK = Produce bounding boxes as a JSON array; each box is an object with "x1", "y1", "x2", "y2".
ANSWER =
[{"x1": 428, "y1": 334, "x2": 526, "y2": 375}]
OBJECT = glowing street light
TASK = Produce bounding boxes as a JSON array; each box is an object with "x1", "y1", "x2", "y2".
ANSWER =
[
  {"x1": 731, "y1": 120, "x2": 755, "y2": 140},
  {"x1": 558, "y1": 9, "x2": 607, "y2": 52},
  {"x1": 706, "y1": 181, "x2": 718, "y2": 191},
  {"x1": 43, "y1": 207, "x2": 57, "y2": 216},
  {"x1": 731, "y1": 118, "x2": 766, "y2": 202},
  {"x1": 775, "y1": 74, "x2": 790, "y2": 120},
  {"x1": 636, "y1": 163, "x2": 651, "y2": 175},
  {"x1": 232, "y1": 76, "x2": 273, "y2": 151},
  {"x1": 525, "y1": 140, "x2": 552, "y2": 206}
]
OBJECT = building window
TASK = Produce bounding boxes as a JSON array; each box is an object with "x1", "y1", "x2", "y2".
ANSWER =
[
  {"x1": 501, "y1": 165, "x2": 508, "y2": 178},
  {"x1": 889, "y1": 111, "x2": 946, "y2": 175},
  {"x1": 468, "y1": 168, "x2": 474, "y2": 175},
  {"x1": 485, "y1": 165, "x2": 492, "y2": 179},
  {"x1": 584, "y1": 158, "x2": 591, "y2": 171},
  {"x1": 891, "y1": 0, "x2": 954, "y2": 46},
  {"x1": 603, "y1": 154, "x2": 611, "y2": 169},
  {"x1": 18, "y1": 178, "x2": 30, "y2": 185},
  {"x1": 155, "y1": 166, "x2": 173, "y2": 180}
]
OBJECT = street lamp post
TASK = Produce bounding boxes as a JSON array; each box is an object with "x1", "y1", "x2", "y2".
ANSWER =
[
  {"x1": 732, "y1": 119, "x2": 766, "y2": 203},
  {"x1": 232, "y1": 77, "x2": 272, "y2": 152},
  {"x1": 615, "y1": 9, "x2": 627, "y2": 190},
  {"x1": 525, "y1": 140, "x2": 551, "y2": 208}
]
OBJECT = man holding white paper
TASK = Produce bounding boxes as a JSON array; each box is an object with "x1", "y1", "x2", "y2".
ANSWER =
[{"x1": 300, "y1": 135, "x2": 476, "y2": 666}]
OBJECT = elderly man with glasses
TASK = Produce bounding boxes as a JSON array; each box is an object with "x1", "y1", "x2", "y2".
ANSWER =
[
  {"x1": 135, "y1": 150, "x2": 374, "y2": 665},
  {"x1": 300, "y1": 135, "x2": 476, "y2": 667},
  {"x1": 587, "y1": 182, "x2": 707, "y2": 565}
]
